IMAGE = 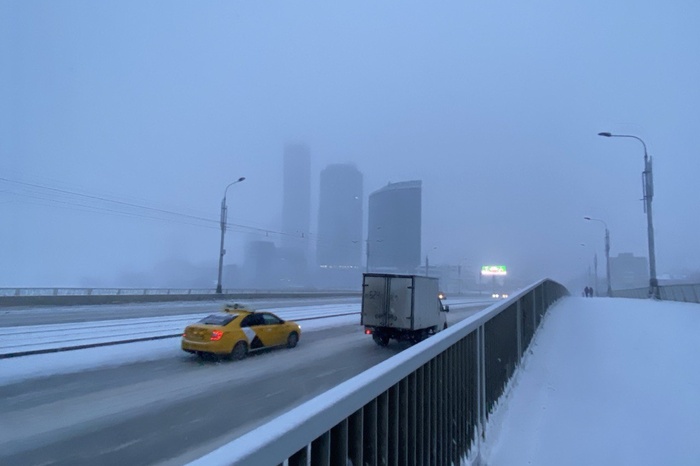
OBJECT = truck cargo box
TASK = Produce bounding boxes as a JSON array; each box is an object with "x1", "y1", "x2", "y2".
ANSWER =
[{"x1": 361, "y1": 273, "x2": 446, "y2": 337}]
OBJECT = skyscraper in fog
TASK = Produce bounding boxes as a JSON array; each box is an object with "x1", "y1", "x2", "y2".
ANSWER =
[
  {"x1": 282, "y1": 143, "x2": 311, "y2": 245},
  {"x1": 280, "y1": 143, "x2": 311, "y2": 286},
  {"x1": 317, "y1": 164, "x2": 363, "y2": 268},
  {"x1": 367, "y1": 180, "x2": 422, "y2": 273}
]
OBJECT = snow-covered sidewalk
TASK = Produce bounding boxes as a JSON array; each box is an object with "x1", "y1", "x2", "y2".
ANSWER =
[{"x1": 482, "y1": 297, "x2": 700, "y2": 466}]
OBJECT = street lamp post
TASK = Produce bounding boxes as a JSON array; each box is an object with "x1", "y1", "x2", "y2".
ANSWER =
[
  {"x1": 579, "y1": 243, "x2": 596, "y2": 293},
  {"x1": 216, "y1": 177, "x2": 246, "y2": 294},
  {"x1": 584, "y1": 216, "x2": 612, "y2": 297},
  {"x1": 365, "y1": 227, "x2": 382, "y2": 273},
  {"x1": 425, "y1": 246, "x2": 438, "y2": 277},
  {"x1": 598, "y1": 132, "x2": 658, "y2": 299}
]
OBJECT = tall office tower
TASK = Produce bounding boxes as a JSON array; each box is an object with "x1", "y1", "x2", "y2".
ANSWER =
[
  {"x1": 367, "y1": 180, "x2": 422, "y2": 273},
  {"x1": 317, "y1": 164, "x2": 363, "y2": 269},
  {"x1": 280, "y1": 143, "x2": 311, "y2": 286},
  {"x1": 282, "y1": 143, "x2": 311, "y2": 245}
]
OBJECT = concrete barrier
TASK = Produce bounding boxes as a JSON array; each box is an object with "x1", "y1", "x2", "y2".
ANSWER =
[{"x1": 0, "y1": 291, "x2": 361, "y2": 308}]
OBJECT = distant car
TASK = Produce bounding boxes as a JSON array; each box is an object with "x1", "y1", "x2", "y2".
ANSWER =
[
  {"x1": 491, "y1": 293, "x2": 509, "y2": 299},
  {"x1": 181, "y1": 303, "x2": 301, "y2": 359}
]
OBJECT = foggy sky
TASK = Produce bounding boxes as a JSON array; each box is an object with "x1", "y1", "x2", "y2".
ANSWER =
[{"x1": 2, "y1": 1, "x2": 699, "y2": 288}]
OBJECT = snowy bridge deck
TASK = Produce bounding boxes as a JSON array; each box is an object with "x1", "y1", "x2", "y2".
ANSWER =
[{"x1": 482, "y1": 297, "x2": 700, "y2": 465}]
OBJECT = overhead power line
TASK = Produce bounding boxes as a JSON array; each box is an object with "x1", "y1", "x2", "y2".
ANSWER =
[{"x1": 0, "y1": 177, "x2": 348, "y2": 246}]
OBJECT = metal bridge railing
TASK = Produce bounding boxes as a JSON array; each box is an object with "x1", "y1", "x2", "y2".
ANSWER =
[
  {"x1": 189, "y1": 279, "x2": 569, "y2": 466},
  {"x1": 612, "y1": 284, "x2": 700, "y2": 303}
]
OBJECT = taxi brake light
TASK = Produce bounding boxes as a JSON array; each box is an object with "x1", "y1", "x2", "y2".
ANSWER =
[{"x1": 210, "y1": 330, "x2": 224, "y2": 341}]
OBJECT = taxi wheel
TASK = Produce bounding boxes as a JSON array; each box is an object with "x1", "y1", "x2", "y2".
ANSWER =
[
  {"x1": 287, "y1": 332, "x2": 299, "y2": 348},
  {"x1": 231, "y1": 341, "x2": 248, "y2": 360}
]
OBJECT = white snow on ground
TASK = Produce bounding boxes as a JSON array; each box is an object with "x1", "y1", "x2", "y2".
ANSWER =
[
  {"x1": 0, "y1": 314, "x2": 359, "y2": 386},
  {"x1": 482, "y1": 297, "x2": 700, "y2": 466}
]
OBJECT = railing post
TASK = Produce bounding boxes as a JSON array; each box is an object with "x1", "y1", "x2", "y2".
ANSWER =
[
  {"x1": 310, "y1": 431, "x2": 330, "y2": 466},
  {"x1": 377, "y1": 391, "x2": 389, "y2": 466},
  {"x1": 363, "y1": 399, "x2": 378, "y2": 466},
  {"x1": 289, "y1": 445, "x2": 308, "y2": 466},
  {"x1": 388, "y1": 384, "x2": 399, "y2": 466},
  {"x1": 411, "y1": 370, "x2": 419, "y2": 466},
  {"x1": 475, "y1": 324, "x2": 486, "y2": 464},
  {"x1": 349, "y1": 409, "x2": 363, "y2": 466},
  {"x1": 398, "y1": 378, "x2": 409, "y2": 465},
  {"x1": 516, "y1": 300, "x2": 523, "y2": 360},
  {"x1": 330, "y1": 419, "x2": 349, "y2": 466}
]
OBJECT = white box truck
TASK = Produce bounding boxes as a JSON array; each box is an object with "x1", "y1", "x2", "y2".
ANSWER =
[{"x1": 361, "y1": 273, "x2": 449, "y2": 346}]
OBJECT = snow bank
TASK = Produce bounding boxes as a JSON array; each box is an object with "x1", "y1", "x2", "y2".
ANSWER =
[{"x1": 482, "y1": 297, "x2": 700, "y2": 466}]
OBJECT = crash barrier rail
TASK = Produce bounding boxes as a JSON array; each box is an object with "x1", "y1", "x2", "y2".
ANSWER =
[
  {"x1": 190, "y1": 279, "x2": 569, "y2": 466},
  {"x1": 0, "y1": 287, "x2": 362, "y2": 297},
  {"x1": 0, "y1": 288, "x2": 360, "y2": 307},
  {"x1": 612, "y1": 283, "x2": 700, "y2": 303}
]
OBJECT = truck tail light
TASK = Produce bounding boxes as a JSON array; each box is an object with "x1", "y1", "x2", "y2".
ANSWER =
[{"x1": 364, "y1": 328, "x2": 372, "y2": 335}]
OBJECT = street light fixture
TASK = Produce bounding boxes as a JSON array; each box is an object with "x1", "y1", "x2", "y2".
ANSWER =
[
  {"x1": 598, "y1": 132, "x2": 658, "y2": 299},
  {"x1": 584, "y1": 216, "x2": 612, "y2": 297},
  {"x1": 216, "y1": 176, "x2": 246, "y2": 294}
]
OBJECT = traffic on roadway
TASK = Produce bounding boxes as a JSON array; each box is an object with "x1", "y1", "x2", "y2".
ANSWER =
[{"x1": 0, "y1": 296, "x2": 493, "y2": 466}]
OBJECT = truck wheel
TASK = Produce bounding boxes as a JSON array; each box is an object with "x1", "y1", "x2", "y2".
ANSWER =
[
  {"x1": 443, "y1": 323, "x2": 448, "y2": 330},
  {"x1": 373, "y1": 332, "x2": 390, "y2": 347}
]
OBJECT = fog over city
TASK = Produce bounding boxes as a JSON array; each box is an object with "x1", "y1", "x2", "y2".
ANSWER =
[{"x1": 2, "y1": 1, "x2": 699, "y2": 290}]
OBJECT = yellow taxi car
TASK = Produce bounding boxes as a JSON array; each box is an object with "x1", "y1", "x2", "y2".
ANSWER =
[{"x1": 181, "y1": 303, "x2": 301, "y2": 359}]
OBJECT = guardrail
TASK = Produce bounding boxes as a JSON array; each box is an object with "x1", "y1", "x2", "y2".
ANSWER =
[
  {"x1": 0, "y1": 288, "x2": 361, "y2": 308},
  {"x1": 0, "y1": 287, "x2": 361, "y2": 297},
  {"x1": 189, "y1": 278, "x2": 569, "y2": 466},
  {"x1": 612, "y1": 283, "x2": 700, "y2": 303}
]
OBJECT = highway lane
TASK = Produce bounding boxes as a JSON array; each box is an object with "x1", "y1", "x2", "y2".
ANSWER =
[
  {"x1": 0, "y1": 303, "x2": 361, "y2": 357},
  {"x1": 0, "y1": 304, "x2": 487, "y2": 466}
]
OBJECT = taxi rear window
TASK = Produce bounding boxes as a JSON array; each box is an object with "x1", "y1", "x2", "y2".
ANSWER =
[{"x1": 198, "y1": 314, "x2": 237, "y2": 326}]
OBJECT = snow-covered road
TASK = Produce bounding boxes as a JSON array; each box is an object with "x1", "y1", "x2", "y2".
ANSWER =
[{"x1": 0, "y1": 299, "x2": 486, "y2": 466}]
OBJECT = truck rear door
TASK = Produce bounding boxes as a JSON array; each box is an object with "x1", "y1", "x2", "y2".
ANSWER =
[
  {"x1": 388, "y1": 276, "x2": 414, "y2": 329},
  {"x1": 361, "y1": 275, "x2": 389, "y2": 327}
]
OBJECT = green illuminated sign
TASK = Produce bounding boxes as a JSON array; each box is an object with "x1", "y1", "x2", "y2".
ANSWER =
[{"x1": 481, "y1": 265, "x2": 507, "y2": 276}]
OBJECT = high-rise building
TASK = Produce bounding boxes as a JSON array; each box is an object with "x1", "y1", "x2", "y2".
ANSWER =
[
  {"x1": 367, "y1": 180, "x2": 422, "y2": 273},
  {"x1": 282, "y1": 143, "x2": 311, "y2": 242},
  {"x1": 610, "y1": 252, "x2": 648, "y2": 290},
  {"x1": 317, "y1": 164, "x2": 363, "y2": 269},
  {"x1": 242, "y1": 240, "x2": 278, "y2": 289},
  {"x1": 280, "y1": 143, "x2": 311, "y2": 286}
]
